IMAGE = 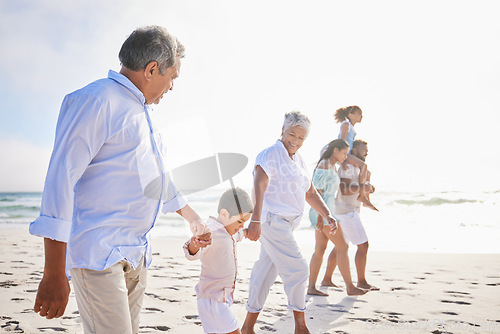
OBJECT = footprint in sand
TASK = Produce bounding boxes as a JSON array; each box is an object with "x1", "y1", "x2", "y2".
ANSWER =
[
  {"x1": 183, "y1": 314, "x2": 202, "y2": 326},
  {"x1": 145, "y1": 292, "x2": 179, "y2": 303},
  {"x1": 140, "y1": 325, "x2": 170, "y2": 332},
  {"x1": 2, "y1": 320, "x2": 23, "y2": 332},
  {"x1": 442, "y1": 311, "x2": 459, "y2": 315},
  {"x1": 38, "y1": 327, "x2": 67, "y2": 332},
  {"x1": 440, "y1": 300, "x2": 471, "y2": 305},
  {"x1": 260, "y1": 325, "x2": 277, "y2": 332},
  {"x1": 0, "y1": 280, "x2": 18, "y2": 288},
  {"x1": 143, "y1": 307, "x2": 164, "y2": 313},
  {"x1": 444, "y1": 291, "x2": 472, "y2": 299}
]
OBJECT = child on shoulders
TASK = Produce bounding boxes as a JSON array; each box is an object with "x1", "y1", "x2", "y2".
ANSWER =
[
  {"x1": 184, "y1": 187, "x2": 254, "y2": 334},
  {"x1": 334, "y1": 106, "x2": 378, "y2": 211}
]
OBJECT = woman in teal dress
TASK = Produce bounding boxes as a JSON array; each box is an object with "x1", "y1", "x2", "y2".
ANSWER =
[{"x1": 307, "y1": 139, "x2": 368, "y2": 296}]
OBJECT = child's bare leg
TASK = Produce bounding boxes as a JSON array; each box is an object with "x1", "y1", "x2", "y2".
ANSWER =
[
  {"x1": 293, "y1": 311, "x2": 310, "y2": 334},
  {"x1": 345, "y1": 154, "x2": 377, "y2": 211},
  {"x1": 358, "y1": 165, "x2": 378, "y2": 211},
  {"x1": 241, "y1": 312, "x2": 259, "y2": 334}
]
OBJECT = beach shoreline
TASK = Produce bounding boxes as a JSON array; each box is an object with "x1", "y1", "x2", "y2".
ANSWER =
[{"x1": 1, "y1": 229, "x2": 499, "y2": 333}]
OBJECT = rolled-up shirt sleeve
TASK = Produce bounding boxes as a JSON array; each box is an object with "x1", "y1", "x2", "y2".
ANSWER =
[
  {"x1": 29, "y1": 93, "x2": 109, "y2": 243},
  {"x1": 161, "y1": 174, "x2": 188, "y2": 213}
]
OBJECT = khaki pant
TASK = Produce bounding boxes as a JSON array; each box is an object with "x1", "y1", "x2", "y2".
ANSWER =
[{"x1": 70, "y1": 258, "x2": 147, "y2": 334}]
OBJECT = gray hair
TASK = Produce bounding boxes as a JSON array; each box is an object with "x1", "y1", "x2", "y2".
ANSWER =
[
  {"x1": 283, "y1": 111, "x2": 311, "y2": 135},
  {"x1": 119, "y1": 25, "x2": 185, "y2": 75}
]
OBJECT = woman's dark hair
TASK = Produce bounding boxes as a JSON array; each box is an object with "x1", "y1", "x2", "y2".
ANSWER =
[
  {"x1": 315, "y1": 139, "x2": 349, "y2": 171},
  {"x1": 334, "y1": 105, "x2": 362, "y2": 123}
]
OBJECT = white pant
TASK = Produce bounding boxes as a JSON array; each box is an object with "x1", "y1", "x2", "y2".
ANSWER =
[
  {"x1": 197, "y1": 295, "x2": 238, "y2": 334},
  {"x1": 70, "y1": 257, "x2": 147, "y2": 334},
  {"x1": 336, "y1": 211, "x2": 368, "y2": 245},
  {"x1": 246, "y1": 213, "x2": 308, "y2": 313}
]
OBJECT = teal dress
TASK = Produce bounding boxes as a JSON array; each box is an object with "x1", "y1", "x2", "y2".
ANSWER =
[{"x1": 309, "y1": 164, "x2": 340, "y2": 228}]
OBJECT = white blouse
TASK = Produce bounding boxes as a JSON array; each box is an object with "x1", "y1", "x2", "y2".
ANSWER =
[{"x1": 255, "y1": 140, "x2": 311, "y2": 221}]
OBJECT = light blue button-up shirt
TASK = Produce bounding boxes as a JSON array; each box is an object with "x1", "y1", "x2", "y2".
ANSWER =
[{"x1": 29, "y1": 70, "x2": 187, "y2": 274}]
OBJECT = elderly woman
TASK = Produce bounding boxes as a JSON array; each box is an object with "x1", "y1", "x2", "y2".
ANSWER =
[{"x1": 241, "y1": 111, "x2": 337, "y2": 334}]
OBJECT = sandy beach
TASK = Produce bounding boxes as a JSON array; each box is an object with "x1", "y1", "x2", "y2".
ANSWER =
[{"x1": 1, "y1": 229, "x2": 499, "y2": 334}]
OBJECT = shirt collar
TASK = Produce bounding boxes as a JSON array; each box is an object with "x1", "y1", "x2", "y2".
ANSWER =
[
  {"x1": 207, "y1": 216, "x2": 234, "y2": 236},
  {"x1": 207, "y1": 216, "x2": 225, "y2": 231},
  {"x1": 276, "y1": 139, "x2": 296, "y2": 162},
  {"x1": 107, "y1": 70, "x2": 146, "y2": 105}
]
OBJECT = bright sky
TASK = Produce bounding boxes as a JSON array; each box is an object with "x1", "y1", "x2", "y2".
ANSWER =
[{"x1": 1, "y1": 0, "x2": 499, "y2": 192}]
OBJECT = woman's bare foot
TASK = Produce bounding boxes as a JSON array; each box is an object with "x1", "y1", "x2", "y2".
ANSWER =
[
  {"x1": 346, "y1": 286, "x2": 369, "y2": 296},
  {"x1": 320, "y1": 279, "x2": 340, "y2": 288},
  {"x1": 307, "y1": 287, "x2": 328, "y2": 296},
  {"x1": 357, "y1": 281, "x2": 380, "y2": 291}
]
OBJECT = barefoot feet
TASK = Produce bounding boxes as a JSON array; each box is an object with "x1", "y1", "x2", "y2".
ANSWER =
[
  {"x1": 320, "y1": 279, "x2": 340, "y2": 288},
  {"x1": 307, "y1": 287, "x2": 328, "y2": 296},
  {"x1": 357, "y1": 281, "x2": 380, "y2": 291},
  {"x1": 346, "y1": 286, "x2": 369, "y2": 296}
]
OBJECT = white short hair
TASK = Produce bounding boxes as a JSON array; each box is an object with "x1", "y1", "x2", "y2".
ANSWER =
[{"x1": 283, "y1": 111, "x2": 311, "y2": 135}]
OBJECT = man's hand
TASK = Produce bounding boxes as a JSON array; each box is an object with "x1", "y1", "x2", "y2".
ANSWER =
[
  {"x1": 34, "y1": 238, "x2": 69, "y2": 319},
  {"x1": 34, "y1": 272, "x2": 70, "y2": 319},
  {"x1": 176, "y1": 204, "x2": 211, "y2": 244},
  {"x1": 189, "y1": 218, "x2": 208, "y2": 236},
  {"x1": 247, "y1": 221, "x2": 261, "y2": 241},
  {"x1": 190, "y1": 220, "x2": 211, "y2": 247}
]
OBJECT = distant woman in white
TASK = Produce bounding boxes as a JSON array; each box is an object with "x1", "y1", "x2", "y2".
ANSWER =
[{"x1": 242, "y1": 111, "x2": 337, "y2": 334}]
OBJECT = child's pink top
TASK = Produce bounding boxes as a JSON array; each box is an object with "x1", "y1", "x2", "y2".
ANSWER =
[{"x1": 183, "y1": 217, "x2": 244, "y2": 302}]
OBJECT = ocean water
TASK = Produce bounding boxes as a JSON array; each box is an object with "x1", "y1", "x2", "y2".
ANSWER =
[{"x1": 1, "y1": 189, "x2": 499, "y2": 254}]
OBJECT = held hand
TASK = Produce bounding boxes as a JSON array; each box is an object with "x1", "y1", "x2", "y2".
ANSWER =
[
  {"x1": 247, "y1": 221, "x2": 261, "y2": 241},
  {"x1": 189, "y1": 218, "x2": 209, "y2": 237},
  {"x1": 325, "y1": 216, "x2": 338, "y2": 235},
  {"x1": 34, "y1": 273, "x2": 70, "y2": 319},
  {"x1": 316, "y1": 216, "x2": 324, "y2": 231},
  {"x1": 191, "y1": 236, "x2": 211, "y2": 248}
]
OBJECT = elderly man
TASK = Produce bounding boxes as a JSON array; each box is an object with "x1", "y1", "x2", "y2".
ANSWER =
[{"x1": 30, "y1": 26, "x2": 209, "y2": 334}]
